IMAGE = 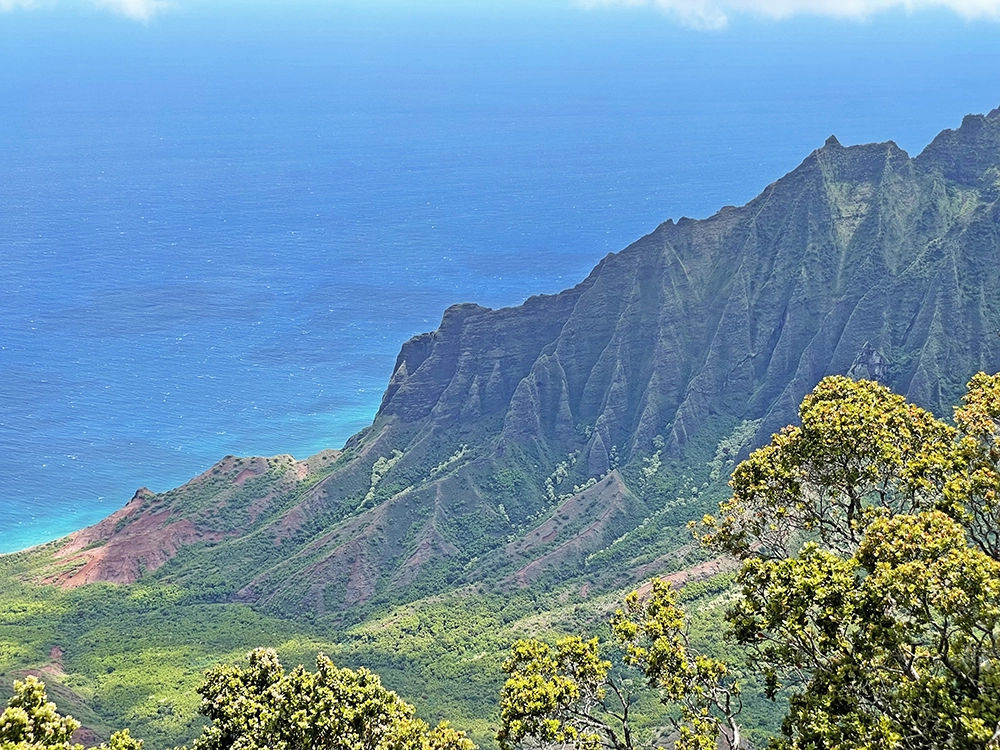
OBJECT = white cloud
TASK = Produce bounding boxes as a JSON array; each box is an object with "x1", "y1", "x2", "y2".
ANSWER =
[
  {"x1": 0, "y1": 0, "x2": 172, "y2": 20},
  {"x1": 0, "y1": 0, "x2": 42, "y2": 9},
  {"x1": 579, "y1": 0, "x2": 1000, "y2": 28},
  {"x1": 92, "y1": 0, "x2": 172, "y2": 20}
]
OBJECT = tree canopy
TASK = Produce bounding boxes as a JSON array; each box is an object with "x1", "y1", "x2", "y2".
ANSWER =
[
  {"x1": 497, "y1": 578, "x2": 742, "y2": 750},
  {"x1": 189, "y1": 648, "x2": 476, "y2": 750},
  {"x1": 0, "y1": 676, "x2": 141, "y2": 750},
  {"x1": 9, "y1": 373, "x2": 1000, "y2": 750},
  {"x1": 701, "y1": 374, "x2": 1000, "y2": 749}
]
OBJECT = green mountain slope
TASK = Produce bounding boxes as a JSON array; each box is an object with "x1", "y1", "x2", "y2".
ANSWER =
[{"x1": 20, "y1": 107, "x2": 1000, "y2": 624}]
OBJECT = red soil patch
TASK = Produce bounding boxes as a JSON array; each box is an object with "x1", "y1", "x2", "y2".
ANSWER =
[
  {"x1": 233, "y1": 457, "x2": 270, "y2": 485},
  {"x1": 627, "y1": 543, "x2": 697, "y2": 582},
  {"x1": 72, "y1": 728, "x2": 103, "y2": 747},
  {"x1": 239, "y1": 502, "x2": 393, "y2": 611},
  {"x1": 31, "y1": 645, "x2": 67, "y2": 683},
  {"x1": 345, "y1": 541, "x2": 378, "y2": 606},
  {"x1": 40, "y1": 449, "x2": 335, "y2": 588},
  {"x1": 44, "y1": 490, "x2": 221, "y2": 588},
  {"x1": 392, "y1": 485, "x2": 460, "y2": 587},
  {"x1": 396, "y1": 525, "x2": 459, "y2": 585}
]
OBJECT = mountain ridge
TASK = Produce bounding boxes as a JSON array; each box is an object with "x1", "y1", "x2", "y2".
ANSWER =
[{"x1": 23, "y1": 106, "x2": 1000, "y2": 620}]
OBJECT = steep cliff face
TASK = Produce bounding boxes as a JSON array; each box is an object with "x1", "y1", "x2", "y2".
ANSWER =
[
  {"x1": 37, "y1": 109, "x2": 1000, "y2": 616},
  {"x1": 375, "y1": 119, "x2": 1000, "y2": 470}
]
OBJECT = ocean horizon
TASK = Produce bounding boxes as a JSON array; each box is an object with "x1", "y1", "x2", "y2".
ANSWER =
[{"x1": 2, "y1": 3, "x2": 1000, "y2": 552}]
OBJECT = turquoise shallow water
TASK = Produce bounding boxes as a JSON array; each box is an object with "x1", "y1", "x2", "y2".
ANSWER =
[{"x1": 1, "y1": 5, "x2": 999, "y2": 552}]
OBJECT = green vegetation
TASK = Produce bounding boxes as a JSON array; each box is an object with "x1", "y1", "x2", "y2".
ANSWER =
[
  {"x1": 702, "y1": 374, "x2": 1000, "y2": 748},
  {"x1": 0, "y1": 675, "x2": 140, "y2": 750},
  {"x1": 498, "y1": 579, "x2": 741, "y2": 750},
  {"x1": 7, "y1": 111, "x2": 1000, "y2": 749},
  {"x1": 0, "y1": 569, "x2": 336, "y2": 748},
  {"x1": 9, "y1": 373, "x2": 1000, "y2": 749},
  {"x1": 496, "y1": 373, "x2": 1000, "y2": 750},
  {"x1": 0, "y1": 578, "x2": 750, "y2": 749},
  {"x1": 188, "y1": 649, "x2": 474, "y2": 750}
]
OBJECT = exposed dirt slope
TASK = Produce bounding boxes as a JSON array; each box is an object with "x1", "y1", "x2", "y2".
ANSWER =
[{"x1": 40, "y1": 450, "x2": 339, "y2": 588}]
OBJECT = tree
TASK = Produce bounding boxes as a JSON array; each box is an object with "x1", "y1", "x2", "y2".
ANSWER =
[
  {"x1": 0, "y1": 675, "x2": 142, "y2": 750},
  {"x1": 189, "y1": 648, "x2": 476, "y2": 750},
  {"x1": 700, "y1": 374, "x2": 1000, "y2": 749},
  {"x1": 497, "y1": 579, "x2": 742, "y2": 750},
  {"x1": 0, "y1": 676, "x2": 80, "y2": 750}
]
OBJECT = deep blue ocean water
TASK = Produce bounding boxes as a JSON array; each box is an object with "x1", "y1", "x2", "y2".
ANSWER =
[{"x1": 1, "y1": 3, "x2": 999, "y2": 552}]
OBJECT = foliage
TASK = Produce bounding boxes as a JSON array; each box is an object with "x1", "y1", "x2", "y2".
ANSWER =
[
  {"x1": 701, "y1": 374, "x2": 1000, "y2": 749},
  {"x1": 731, "y1": 512, "x2": 1000, "y2": 748},
  {"x1": 700, "y1": 376, "x2": 958, "y2": 561},
  {"x1": 0, "y1": 676, "x2": 80, "y2": 749},
  {"x1": 951, "y1": 371, "x2": 1000, "y2": 561},
  {"x1": 707, "y1": 420, "x2": 762, "y2": 484},
  {"x1": 612, "y1": 580, "x2": 743, "y2": 750},
  {"x1": 0, "y1": 675, "x2": 141, "y2": 750},
  {"x1": 0, "y1": 561, "x2": 345, "y2": 749},
  {"x1": 497, "y1": 579, "x2": 742, "y2": 750},
  {"x1": 9, "y1": 114, "x2": 1000, "y2": 750},
  {"x1": 362, "y1": 451, "x2": 405, "y2": 509},
  {"x1": 0, "y1": 540, "x2": 774, "y2": 750},
  {"x1": 188, "y1": 648, "x2": 475, "y2": 750}
]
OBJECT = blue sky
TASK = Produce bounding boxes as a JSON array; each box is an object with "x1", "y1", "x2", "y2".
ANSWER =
[
  {"x1": 4, "y1": 0, "x2": 1000, "y2": 25},
  {"x1": 3, "y1": 0, "x2": 1000, "y2": 179}
]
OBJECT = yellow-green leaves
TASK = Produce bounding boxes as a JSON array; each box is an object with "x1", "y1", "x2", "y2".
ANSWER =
[
  {"x1": 0, "y1": 676, "x2": 80, "y2": 750},
  {"x1": 498, "y1": 580, "x2": 742, "y2": 750},
  {"x1": 104, "y1": 731, "x2": 142, "y2": 750},
  {"x1": 956, "y1": 372, "x2": 1000, "y2": 447},
  {"x1": 706, "y1": 376, "x2": 960, "y2": 562},
  {"x1": 191, "y1": 648, "x2": 476, "y2": 750},
  {"x1": 949, "y1": 372, "x2": 1000, "y2": 561},
  {"x1": 707, "y1": 372, "x2": 1000, "y2": 750},
  {"x1": 0, "y1": 677, "x2": 143, "y2": 750},
  {"x1": 613, "y1": 581, "x2": 710, "y2": 702},
  {"x1": 728, "y1": 511, "x2": 1000, "y2": 748},
  {"x1": 497, "y1": 637, "x2": 608, "y2": 750},
  {"x1": 612, "y1": 581, "x2": 741, "y2": 750}
]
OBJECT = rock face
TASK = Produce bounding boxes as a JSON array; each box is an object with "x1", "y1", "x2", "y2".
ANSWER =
[
  {"x1": 38, "y1": 108, "x2": 1000, "y2": 615},
  {"x1": 376, "y1": 112, "x2": 1000, "y2": 466}
]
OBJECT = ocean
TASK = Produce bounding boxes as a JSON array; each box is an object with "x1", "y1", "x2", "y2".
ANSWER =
[{"x1": 1, "y1": 3, "x2": 999, "y2": 552}]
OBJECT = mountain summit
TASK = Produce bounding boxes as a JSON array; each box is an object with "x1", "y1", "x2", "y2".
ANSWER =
[{"x1": 38, "y1": 108, "x2": 1000, "y2": 615}]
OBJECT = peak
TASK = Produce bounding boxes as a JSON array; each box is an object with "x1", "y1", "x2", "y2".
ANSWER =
[
  {"x1": 444, "y1": 302, "x2": 490, "y2": 317},
  {"x1": 915, "y1": 108, "x2": 1000, "y2": 184},
  {"x1": 439, "y1": 302, "x2": 490, "y2": 329},
  {"x1": 128, "y1": 487, "x2": 155, "y2": 504},
  {"x1": 824, "y1": 135, "x2": 842, "y2": 148}
]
